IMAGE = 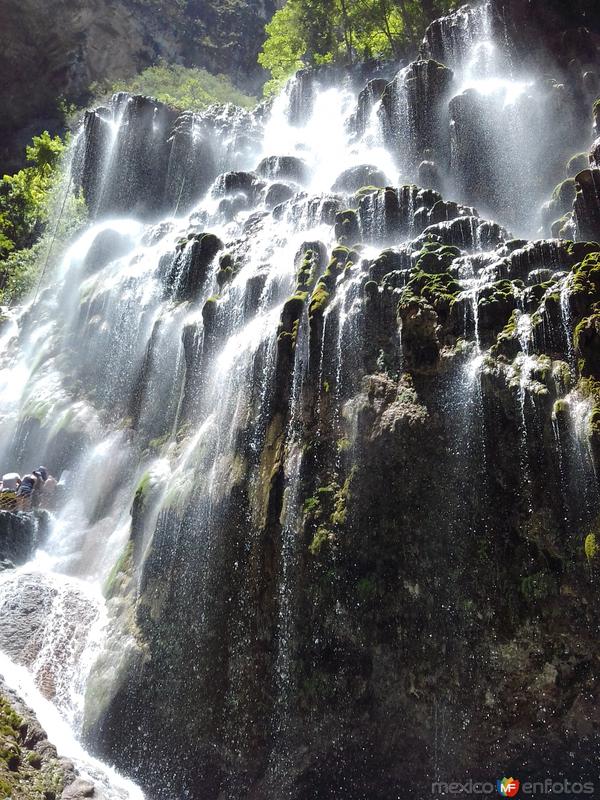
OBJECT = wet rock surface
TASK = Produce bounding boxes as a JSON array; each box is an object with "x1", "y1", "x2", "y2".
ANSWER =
[
  {"x1": 0, "y1": 679, "x2": 79, "y2": 798},
  {"x1": 0, "y1": 575, "x2": 100, "y2": 712},
  {"x1": 3, "y1": 2, "x2": 600, "y2": 799},
  {"x1": 0, "y1": 512, "x2": 48, "y2": 568}
]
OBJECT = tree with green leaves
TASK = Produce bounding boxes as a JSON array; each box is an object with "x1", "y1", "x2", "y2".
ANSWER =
[
  {"x1": 0, "y1": 132, "x2": 86, "y2": 303},
  {"x1": 259, "y1": 0, "x2": 457, "y2": 94},
  {"x1": 0, "y1": 132, "x2": 66, "y2": 259}
]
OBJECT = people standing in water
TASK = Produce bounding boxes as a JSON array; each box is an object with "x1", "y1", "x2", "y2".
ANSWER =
[
  {"x1": 0, "y1": 473, "x2": 21, "y2": 511},
  {"x1": 15, "y1": 473, "x2": 39, "y2": 511},
  {"x1": 0, "y1": 466, "x2": 57, "y2": 513},
  {"x1": 36, "y1": 467, "x2": 58, "y2": 510}
]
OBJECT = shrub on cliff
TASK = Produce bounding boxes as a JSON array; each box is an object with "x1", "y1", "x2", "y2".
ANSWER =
[
  {"x1": 93, "y1": 63, "x2": 256, "y2": 111},
  {"x1": 0, "y1": 132, "x2": 87, "y2": 304},
  {"x1": 0, "y1": 132, "x2": 65, "y2": 258}
]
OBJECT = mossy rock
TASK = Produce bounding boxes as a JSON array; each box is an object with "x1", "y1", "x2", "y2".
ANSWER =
[
  {"x1": 334, "y1": 209, "x2": 360, "y2": 244},
  {"x1": 477, "y1": 279, "x2": 518, "y2": 335},
  {"x1": 305, "y1": 474, "x2": 353, "y2": 556},
  {"x1": 504, "y1": 239, "x2": 529, "y2": 253},
  {"x1": 542, "y1": 179, "x2": 577, "y2": 229},
  {"x1": 414, "y1": 242, "x2": 460, "y2": 275},
  {"x1": 570, "y1": 250, "x2": 600, "y2": 316},
  {"x1": 104, "y1": 540, "x2": 134, "y2": 599},
  {"x1": 399, "y1": 269, "x2": 462, "y2": 322},
  {"x1": 370, "y1": 249, "x2": 404, "y2": 282},
  {"x1": 567, "y1": 152, "x2": 589, "y2": 176},
  {"x1": 0, "y1": 692, "x2": 67, "y2": 798},
  {"x1": 574, "y1": 311, "x2": 600, "y2": 377},
  {"x1": 566, "y1": 241, "x2": 600, "y2": 262},
  {"x1": 202, "y1": 296, "x2": 220, "y2": 327},
  {"x1": 552, "y1": 178, "x2": 577, "y2": 208},
  {"x1": 281, "y1": 293, "x2": 307, "y2": 333},
  {"x1": 551, "y1": 213, "x2": 573, "y2": 239},
  {"x1": 331, "y1": 164, "x2": 388, "y2": 194},
  {"x1": 352, "y1": 185, "x2": 381, "y2": 202},
  {"x1": 308, "y1": 247, "x2": 359, "y2": 319},
  {"x1": 308, "y1": 282, "x2": 330, "y2": 320},
  {"x1": 216, "y1": 252, "x2": 239, "y2": 289},
  {"x1": 364, "y1": 280, "x2": 379, "y2": 300},
  {"x1": 552, "y1": 398, "x2": 569, "y2": 420},
  {"x1": 520, "y1": 571, "x2": 556, "y2": 602},
  {"x1": 492, "y1": 310, "x2": 520, "y2": 358}
]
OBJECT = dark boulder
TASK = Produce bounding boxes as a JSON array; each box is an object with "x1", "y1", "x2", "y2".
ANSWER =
[
  {"x1": 264, "y1": 182, "x2": 296, "y2": 209},
  {"x1": 567, "y1": 152, "x2": 590, "y2": 175},
  {"x1": 165, "y1": 112, "x2": 218, "y2": 214},
  {"x1": 0, "y1": 510, "x2": 48, "y2": 566},
  {"x1": 334, "y1": 209, "x2": 360, "y2": 244},
  {"x1": 355, "y1": 78, "x2": 388, "y2": 136},
  {"x1": 574, "y1": 168, "x2": 600, "y2": 241},
  {"x1": 591, "y1": 138, "x2": 600, "y2": 168},
  {"x1": 256, "y1": 155, "x2": 309, "y2": 184},
  {"x1": 381, "y1": 60, "x2": 453, "y2": 168},
  {"x1": 165, "y1": 233, "x2": 223, "y2": 303},
  {"x1": 211, "y1": 171, "x2": 261, "y2": 200},
  {"x1": 331, "y1": 164, "x2": 389, "y2": 194},
  {"x1": 79, "y1": 94, "x2": 179, "y2": 220},
  {"x1": 542, "y1": 178, "x2": 577, "y2": 230},
  {"x1": 82, "y1": 228, "x2": 134, "y2": 275},
  {"x1": 358, "y1": 187, "x2": 401, "y2": 244}
]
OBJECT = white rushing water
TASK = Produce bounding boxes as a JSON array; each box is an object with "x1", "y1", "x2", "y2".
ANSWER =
[
  {"x1": 0, "y1": 2, "x2": 595, "y2": 794},
  {"x1": 0, "y1": 646, "x2": 143, "y2": 799}
]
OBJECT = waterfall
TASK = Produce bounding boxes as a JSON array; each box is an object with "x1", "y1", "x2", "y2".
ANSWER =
[{"x1": 0, "y1": 3, "x2": 599, "y2": 796}]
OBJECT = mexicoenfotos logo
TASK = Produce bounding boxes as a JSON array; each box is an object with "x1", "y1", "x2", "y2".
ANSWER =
[
  {"x1": 497, "y1": 778, "x2": 520, "y2": 797},
  {"x1": 432, "y1": 777, "x2": 595, "y2": 796}
]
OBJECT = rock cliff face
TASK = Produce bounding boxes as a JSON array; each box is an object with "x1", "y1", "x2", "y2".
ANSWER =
[
  {"x1": 0, "y1": 0, "x2": 275, "y2": 173},
  {"x1": 2, "y1": 0, "x2": 600, "y2": 798},
  {"x1": 0, "y1": 511, "x2": 49, "y2": 569}
]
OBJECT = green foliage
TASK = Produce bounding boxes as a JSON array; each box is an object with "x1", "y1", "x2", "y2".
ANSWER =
[
  {"x1": 0, "y1": 132, "x2": 87, "y2": 304},
  {"x1": 0, "y1": 132, "x2": 65, "y2": 258},
  {"x1": 259, "y1": 2, "x2": 307, "y2": 95},
  {"x1": 309, "y1": 525, "x2": 334, "y2": 555},
  {"x1": 304, "y1": 473, "x2": 355, "y2": 556},
  {"x1": 259, "y1": 0, "x2": 459, "y2": 93},
  {"x1": 0, "y1": 194, "x2": 86, "y2": 304},
  {"x1": 95, "y1": 62, "x2": 256, "y2": 111},
  {"x1": 585, "y1": 532, "x2": 598, "y2": 560},
  {"x1": 134, "y1": 471, "x2": 152, "y2": 503},
  {"x1": 104, "y1": 540, "x2": 134, "y2": 599}
]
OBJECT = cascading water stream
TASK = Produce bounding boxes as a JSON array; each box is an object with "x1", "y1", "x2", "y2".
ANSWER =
[
  {"x1": 0, "y1": 646, "x2": 143, "y2": 799},
  {"x1": 0, "y1": 3, "x2": 599, "y2": 795}
]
